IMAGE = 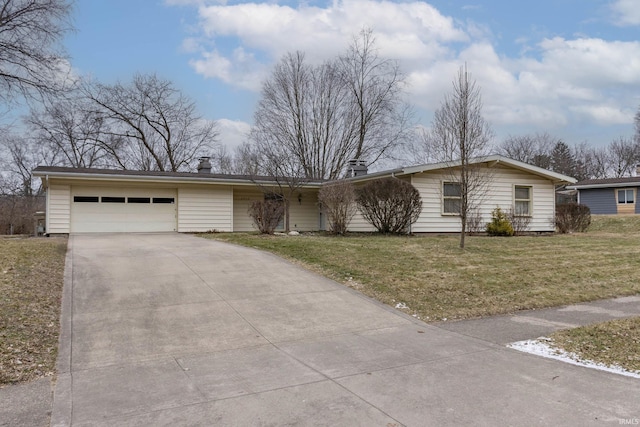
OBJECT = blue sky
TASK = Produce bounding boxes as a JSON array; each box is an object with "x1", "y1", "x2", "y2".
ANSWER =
[{"x1": 64, "y1": 0, "x2": 640, "y2": 152}]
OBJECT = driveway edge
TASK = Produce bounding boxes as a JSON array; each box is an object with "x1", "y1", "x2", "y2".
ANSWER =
[{"x1": 50, "y1": 235, "x2": 74, "y2": 427}]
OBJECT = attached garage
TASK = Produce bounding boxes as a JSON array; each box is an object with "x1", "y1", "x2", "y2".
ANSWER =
[{"x1": 71, "y1": 186, "x2": 177, "y2": 233}]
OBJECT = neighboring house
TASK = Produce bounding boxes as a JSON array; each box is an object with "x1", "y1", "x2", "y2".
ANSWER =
[
  {"x1": 32, "y1": 155, "x2": 575, "y2": 235},
  {"x1": 566, "y1": 176, "x2": 640, "y2": 215}
]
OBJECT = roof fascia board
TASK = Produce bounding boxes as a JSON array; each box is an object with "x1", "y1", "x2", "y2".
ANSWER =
[
  {"x1": 400, "y1": 155, "x2": 576, "y2": 184},
  {"x1": 567, "y1": 182, "x2": 640, "y2": 190},
  {"x1": 32, "y1": 170, "x2": 323, "y2": 188}
]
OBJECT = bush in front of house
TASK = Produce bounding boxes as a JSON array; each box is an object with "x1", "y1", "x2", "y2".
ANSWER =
[
  {"x1": 318, "y1": 181, "x2": 357, "y2": 235},
  {"x1": 506, "y1": 208, "x2": 532, "y2": 236},
  {"x1": 486, "y1": 207, "x2": 514, "y2": 236},
  {"x1": 248, "y1": 199, "x2": 285, "y2": 234},
  {"x1": 556, "y1": 203, "x2": 591, "y2": 233},
  {"x1": 356, "y1": 177, "x2": 422, "y2": 234}
]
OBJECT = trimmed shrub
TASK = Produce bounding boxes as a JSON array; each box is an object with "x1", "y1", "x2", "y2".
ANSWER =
[
  {"x1": 486, "y1": 207, "x2": 514, "y2": 236},
  {"x1": 556, "y1": 203, "x2": 591, "y2": 233},
  {"x1": 356, "y1": 177, "x2": 422, "y2": 234},
  {"x1": 318, "y1": 181, "x2": 357, "y2": 235},
  {"x1": 248, "y1": 199, "x2": 285, "y2": 234}
]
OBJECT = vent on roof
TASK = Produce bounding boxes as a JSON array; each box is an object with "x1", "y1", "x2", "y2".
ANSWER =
[
  {"x1": 197, "y1": 157, "x2": 212, "y2": 174},
  {"x1": 346, "y1": 159, "x2": 367, "y2": 178}
]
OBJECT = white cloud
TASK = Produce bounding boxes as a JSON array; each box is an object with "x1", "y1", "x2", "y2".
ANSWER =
[
  {"x1": 217, "y1": 118, "x2": 251, "y2": 149},
  {"x1": 190, "y1": 47, "x2": 267, "y2": 91},
  {"x1": 194, "y1": 0, "x2": 466, "y2": 64},
  {"x1": 173, "y1": 0, "x2": 640, "y2": 144},
  {"x1": 610, "y1": 0, "x2": 640, "y2": 26}
]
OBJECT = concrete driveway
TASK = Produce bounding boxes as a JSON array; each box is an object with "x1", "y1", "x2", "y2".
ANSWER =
[{"x1": 52, "y1": 233, "x2": 639, "y2": 426}]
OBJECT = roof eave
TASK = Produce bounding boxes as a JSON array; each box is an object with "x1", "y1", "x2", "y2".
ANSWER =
[
  {"x1": 567, "y1": 181, "x2": 640, "y2": 190},
  {"x1": 32, "y1": 170, "x2": 324, "y2": 188}
]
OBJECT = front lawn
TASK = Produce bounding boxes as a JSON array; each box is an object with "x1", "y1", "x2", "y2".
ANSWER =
[
  {"x1": 201, "y1": 216, "x2": 640, "y2": 322},
  {"x1": 0, "y1": 237, "x2": 67, "y2": 385}
]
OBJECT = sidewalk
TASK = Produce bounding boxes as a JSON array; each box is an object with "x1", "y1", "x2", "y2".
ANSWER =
[{"x1": 436, "y1": 295, "x2": 640, "y2": 345}]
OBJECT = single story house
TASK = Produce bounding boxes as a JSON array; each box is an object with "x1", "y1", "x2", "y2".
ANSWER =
[
  {"x1": 566, "y1": 176, "x2": 640, "y2": 215},
  {"x1": 32, "y1": 155, "x2": 576, "y2": 235}
]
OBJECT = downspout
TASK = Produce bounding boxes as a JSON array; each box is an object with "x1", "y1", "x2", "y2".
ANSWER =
[{"x1": 45, "y1": 175, "x2": 50, "y2": 236}]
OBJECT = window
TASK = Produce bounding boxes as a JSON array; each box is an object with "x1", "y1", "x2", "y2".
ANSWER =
[
  {"x1": 127, "y1": 197, "x2": 150, "y2": 204},
  {"x1": 514, "y1": 186, "x2": 532, "y2": 216},
  {"x1": 101, "y1": 196, "x2": 125, "y2": 203},
  {"x1": 442, "y1": 182, "x2": 461, "y2": 215},
  {"x1": 618, "y1": 189, "x2": 634, "y2": 204},
  {"x1": 74, "y1": 196, "x2": 99, "y2": 203},
  {"x1": 152, "y1": 197, "x2": 175, "y2": 204}
]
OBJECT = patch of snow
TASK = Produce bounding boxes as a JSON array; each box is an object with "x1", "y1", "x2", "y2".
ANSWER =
[
  {"x1": 508, "y1": 338, "x2": 640, "y2": 379},
  {"x1": 288, "y1": 231, "x2": 300, "y2": 236},
  {"x1": 395, "y1": 302, "x2": 408, "y2": 309}
]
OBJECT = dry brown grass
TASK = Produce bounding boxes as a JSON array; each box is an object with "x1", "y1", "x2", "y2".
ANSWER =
[
  {"x1": 0, "y1": 236, "x2": 67, "y2": 385},
  {"x1": 549, "y1": 317, "x2": 640, "y2": 374}
]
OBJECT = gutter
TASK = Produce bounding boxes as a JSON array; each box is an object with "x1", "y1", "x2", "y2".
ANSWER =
[
  {"x1": 566, "y1": 182, "x2": 640, "y2": 190},
  {"x1": 32, "y1": 170, "x2": 325, "y2": 188}
]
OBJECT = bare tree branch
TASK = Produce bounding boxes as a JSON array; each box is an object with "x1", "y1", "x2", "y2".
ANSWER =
[{"x1": 0, "y1": 0, "x2": 73, "y2": 104}]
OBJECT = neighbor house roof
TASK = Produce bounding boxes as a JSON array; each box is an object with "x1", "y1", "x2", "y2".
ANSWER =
[
  {"x1": 566, "y1": 176, "x2": 640, "y2": 190},
  {"x1": 345, "y1": 154, "x2": 577, "y2": 185}
]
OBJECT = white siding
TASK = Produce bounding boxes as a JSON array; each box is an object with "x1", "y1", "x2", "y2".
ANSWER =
[
  {"x1": 289, "y1": 190, "x2": 320, "y2": 231},
  {"x1": 177, "y1": 186, "x2": 233, "y2": 232},
  {"x1": 410, "y1": 165, "x2": 557, "y2": 233},
  {"x1": 233, "y1": 188, "x2": 321, "y2": 232},
  {"x1": 47, "y1": 184, "x2": 70, "y2": 234},
  {"x1": 233, "y1": 188, "x2": 263, "y2": 232}
]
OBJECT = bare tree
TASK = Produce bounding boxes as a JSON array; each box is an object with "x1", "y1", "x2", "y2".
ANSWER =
[
  {"x1": 607, "y1": 136, "x2": 639, "y2": 178},
  {"x1": 25, "y1": 92, "x2": 109, "y2": 168},
  {"x1": 84, "y1": 74, "x2": 218, "y2": 172},
  {"x1": 250, "y1": 29, "x2": 411, "y2": 181},
  {"x1": 0, "y1": 0, "x2": 73, "y2": 104},
  {"x1": 420, "y1": 65, "x2": 493, "y2": 248},
  {"x1": 251, "y1": 51, "x2": 354, "y2": 180},
  {"x1": 249, "y1": 129, "x2": 310, "y2": 232},
  {"x1": 635, "y1": 105, "x2": 640, "y2": 145},
  {"x1": 497, "y1": 132, "x2": 558, "y2": 168},
  {"x1": 338, "y1": 28, "x2": 413, "y2": 165},
  {"x1": 0, "y1": 133, "x2": 53, "y2": 195}
]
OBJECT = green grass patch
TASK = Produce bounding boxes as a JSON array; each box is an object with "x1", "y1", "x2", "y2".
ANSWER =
[
  {"x1": 549, "y1": 317, "x2": 640, "y2": 374},
  {"x1": 201, "y1": 217, "x2": 640, "y2": 322},
  {"x1": 0, "y1": 237, "x2": 67, "y2": 385}
]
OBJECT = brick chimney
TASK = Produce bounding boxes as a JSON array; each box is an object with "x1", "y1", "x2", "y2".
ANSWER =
[{"x1": 197, "y1": 157, "x2": 212, "y2": 174}]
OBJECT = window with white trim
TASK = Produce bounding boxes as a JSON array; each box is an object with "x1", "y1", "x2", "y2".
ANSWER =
[
  {"x1": 442, "y1": 182, "x2": 461, "y2": 215},
  {"x1": 618, "y1": 189, "x2": 634, "y2": 204},
  {"x1": 514, "y1": 185, "x2": 532, "y2": 216}
]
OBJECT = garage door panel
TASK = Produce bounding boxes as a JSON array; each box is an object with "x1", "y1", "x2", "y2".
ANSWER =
[{"x1": 71, "y1": 187, "x2": 177, "y2": 233}]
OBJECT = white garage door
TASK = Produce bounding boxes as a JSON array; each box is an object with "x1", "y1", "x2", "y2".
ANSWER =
[{"x1": 71, "y1": 187, "x2": 177, "y2": 233}]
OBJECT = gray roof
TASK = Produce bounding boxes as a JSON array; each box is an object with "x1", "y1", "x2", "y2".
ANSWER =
[
  {"x1": 32, "y1": 166, "x2": 327, "y2": 186},
  {"x1": 33, "y1": 155, "x2": 576, "y2": 187},
  {"x1": 567, "y1": 176, "x2": 640, "y2": 190}
]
